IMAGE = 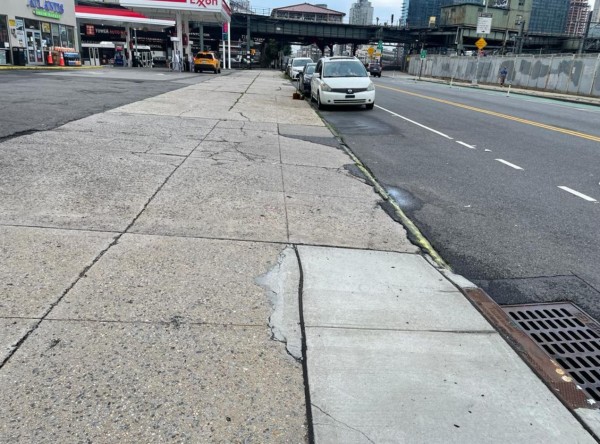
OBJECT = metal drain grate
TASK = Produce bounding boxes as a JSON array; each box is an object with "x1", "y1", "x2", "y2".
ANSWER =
[{"x1": 503, "y1": 302, "x2": 600, "y2": 401}]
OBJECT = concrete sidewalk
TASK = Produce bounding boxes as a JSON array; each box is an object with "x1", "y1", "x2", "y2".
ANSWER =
[{"x1": 0, "y1": 69, "x2": 597, "y2": 443}]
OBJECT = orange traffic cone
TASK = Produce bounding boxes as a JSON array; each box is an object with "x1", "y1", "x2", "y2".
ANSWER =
[
  {"x1": 47, "y1": 52, "x2": 53, "y2": 65},
  {"x1": 59, "y1": 52, "x2": 65, "y2": 67}
]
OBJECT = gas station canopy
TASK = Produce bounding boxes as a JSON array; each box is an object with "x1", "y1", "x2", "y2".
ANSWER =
[
  {"x1": 118, "y1": 0, "x2": 231, "y2": 23},
  {"x1": 75, "y1": 5, "x2": 175, "y2": 28}
]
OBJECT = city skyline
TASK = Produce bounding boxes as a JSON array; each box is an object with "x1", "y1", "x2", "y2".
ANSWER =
[
  {"x1": 252, "y1": 0, "x2": 402, "y2": 24},
  {"x1": 250, "y1": 0, "x2": 597, "y2": 25}
]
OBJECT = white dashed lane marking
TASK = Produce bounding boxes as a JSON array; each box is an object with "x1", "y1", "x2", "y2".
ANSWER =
[
  {"x1": 456, "y1": 141, "x2": 476, "y2": 149},
  {"x1": 558, "y1": 186, "x2": 598, "y2": 202},
  {"x1": 495, "y1": 159, "x2": 524, "y2": 170}
]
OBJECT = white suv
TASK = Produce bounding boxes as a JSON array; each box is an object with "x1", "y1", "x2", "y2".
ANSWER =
[{"x1": 310, "y1": 56, "x2": 375, "y2": 110}]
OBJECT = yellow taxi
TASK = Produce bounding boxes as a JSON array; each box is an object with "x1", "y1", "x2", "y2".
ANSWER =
[{"x1": 194, "y1": 51, "x2": 221, "y2": 74}]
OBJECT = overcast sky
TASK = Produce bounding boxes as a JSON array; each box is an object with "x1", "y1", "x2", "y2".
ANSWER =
[{"x1": 250, "y1": 0, "x2": 596, "y2": 25}]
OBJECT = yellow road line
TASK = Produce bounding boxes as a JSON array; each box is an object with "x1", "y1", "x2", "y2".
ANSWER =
[{"x1": 377, "y1": 84, "x2": 600, "y2": 143}]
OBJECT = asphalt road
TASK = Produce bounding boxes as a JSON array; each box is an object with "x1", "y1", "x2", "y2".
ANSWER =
[
  {"x1": 0, "y1": 68, "x2": 212, "y2": 140},
  {"x1": 317, "y1": 75, "x2": 600, "y2": 321}
]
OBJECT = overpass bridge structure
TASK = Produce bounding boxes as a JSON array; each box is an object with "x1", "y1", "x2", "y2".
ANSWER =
[{"x1": 200, "y1": 12, "x2": 599, "y2": 58}]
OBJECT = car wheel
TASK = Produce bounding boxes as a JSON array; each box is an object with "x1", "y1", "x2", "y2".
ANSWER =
[
  {"x1": 366, "y1": 103, "x2": 374, "y2": 110},
  {"x1": 317, "y1": 92, "x2": 325, "y2": 110}
]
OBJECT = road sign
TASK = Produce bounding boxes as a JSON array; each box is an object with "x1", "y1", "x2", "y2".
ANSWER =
[
  {"x1": 420, "y1": 49, "x2": 427, "y2": 59},
  {"x1": 377, "y1": 40, "x2": 383, "y2": 51},
  {"x1": 367, "y1": 47, "x2": 375, "y2": 55},
  {"x1": 475, "y1": 38, "x2": 487, "y2": 50},
  {"x1": 476, "y1": 13, "x2": 493, "y2": 34}
]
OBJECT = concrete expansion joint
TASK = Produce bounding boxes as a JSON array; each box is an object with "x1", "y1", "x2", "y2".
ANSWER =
[
  {"x1": 0, "y1": 230, "x2": 120, "y2": 370},
  {"x1": 311, "y1": 403, "x2": 375, "y2": 444}
]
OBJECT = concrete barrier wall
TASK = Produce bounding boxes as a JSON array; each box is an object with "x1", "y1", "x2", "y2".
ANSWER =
[{"x1": 408, "y1": 54, "x2": 600, "y2": 98}]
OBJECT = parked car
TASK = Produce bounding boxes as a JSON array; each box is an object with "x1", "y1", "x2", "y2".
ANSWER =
[
  {"x1": 288, "y1": 57, "x2": 313, "y2": 79},
  {"x1": 367, "y1": 61, "x2": 382, "y2": 77},
  {"x1": 194, "y1": 51, "x2": 221, "y2": 73},
  {"x1": 284, "y1": 58, "x2": 294, "y2": 76},
  {"x1": 310, "y1": 56, "x2": 375, "y2": 110},
  {"x1": 298, "y1": 62, "x2": 317, "y2": 95}
]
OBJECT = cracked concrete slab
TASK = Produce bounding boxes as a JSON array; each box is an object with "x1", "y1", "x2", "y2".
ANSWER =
[
  {"x1": 57, "y1": 112, "x2": 218, "y2": 139},
  {"x1": 49, "y1": 234, "x2": 284, "y2": 325},
  {"x1": 215, "y1": 120, "x2": 279, "y2": 133},
  {"x1": 9, "y1": 131, "x2": 127, "y2": 152},
  {"x1": 10, "y1": 130, "x2": 201, "y2": 157},
  {"x1": 0, "y1": 143, "x2": 181, "y2": 231},
  {"x1": 130, "y1": 160, "x2": 287, "y2": 241},
  {"x1": 0, "y1": 318, "x2": 37, "y2": 364},
  {"x1": 204, "y1": 128, "x2": 280, "y2": 148},
  {"x1": 0, "y1": 321, "x2": 306, "y2": 443},
  {"x1": 0, "y1": 226, "x2": 116, "y2": 318},
  {"x1": 282, "y1": 164, "x2": 373, "y2": 199},
  {"x1": 286, "y1": 194, "x2": 418, "y2": 252},
  {"x1": 297, "y1": 246, "x2": 493, "y2": 331},
  {"x1": 191, "y1": 140, "x2": 280, "y2": 163},
  {"x1": 307, "y1": 328, "x2": 595, "y2": 444}
]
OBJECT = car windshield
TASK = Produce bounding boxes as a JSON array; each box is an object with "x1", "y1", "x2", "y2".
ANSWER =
[
  {"x1": 293, "y1": 59, "x2": 311, "y2": 67},
  {"x1": 323, "y1": 61, "x2": 367, "y2": 78},
  {"x1": 305, "y1": 64, "x2": 316, "y2": 74},
  {"x1": 196, "y1": 54, "x2": 213, "y2": 59}
]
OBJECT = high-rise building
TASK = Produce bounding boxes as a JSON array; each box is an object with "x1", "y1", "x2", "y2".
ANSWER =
[
  {"x1": 565, "y1": 0, "x2": 590, "y2": 35},
  {"x1": 591, "y1": 0, "x2": 600, "y2": 22},
  {"x1": 529, "y1": 0, "x2": 570, "y2": 34},
  {"x1": 399, "y1": 0, "x2": 409, "y2": 27},
  {"x1": 407, "y1": 0, "x2": 481, "y2": 29},
  {"x1": 349, "y1": 0, "x2": 374, "y2": 25},
  {"x1": 407, "y1": 0, "x2": 441, "y2": 28}
]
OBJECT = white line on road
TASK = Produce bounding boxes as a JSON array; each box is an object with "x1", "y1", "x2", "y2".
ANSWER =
[
  {"x1": 456, "y1": 141, "x2": 476, "y2": 149},
  {"x1": 495, "y1": 159, "x2": 524, "y2": 170},
  {"x1": 375, "y1": 105, "x2": 454, "y2": 140},
  {"x1": 558, "y1": 186, "x2": 598, "y2": 202}
]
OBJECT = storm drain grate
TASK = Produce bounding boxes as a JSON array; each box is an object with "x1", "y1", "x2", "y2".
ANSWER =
[{"x1": 502, "y1": 302, "x2": 600, "y2": 401}]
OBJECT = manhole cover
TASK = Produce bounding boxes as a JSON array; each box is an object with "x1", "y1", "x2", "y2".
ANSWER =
[{"x1": 503, "y1": 302, "x2": 600, "y2": 401}]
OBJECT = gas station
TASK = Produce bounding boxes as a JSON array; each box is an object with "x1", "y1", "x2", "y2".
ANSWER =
[
  {"x1": 75, "y1": 5, "x2": 175, "y2": 67},
  {"x1": 118, "y1": 0, "x2": 232, "y2": 69}
]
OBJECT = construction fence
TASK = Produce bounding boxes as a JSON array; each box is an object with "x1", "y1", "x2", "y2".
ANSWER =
[{"x1": 407, "y1": 53, "x2": 600, "y2": 98}]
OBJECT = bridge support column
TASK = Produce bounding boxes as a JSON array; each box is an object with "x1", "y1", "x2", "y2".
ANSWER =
[{"x1": 246, "y1": 15, "x2": 251, "y2": 56}]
